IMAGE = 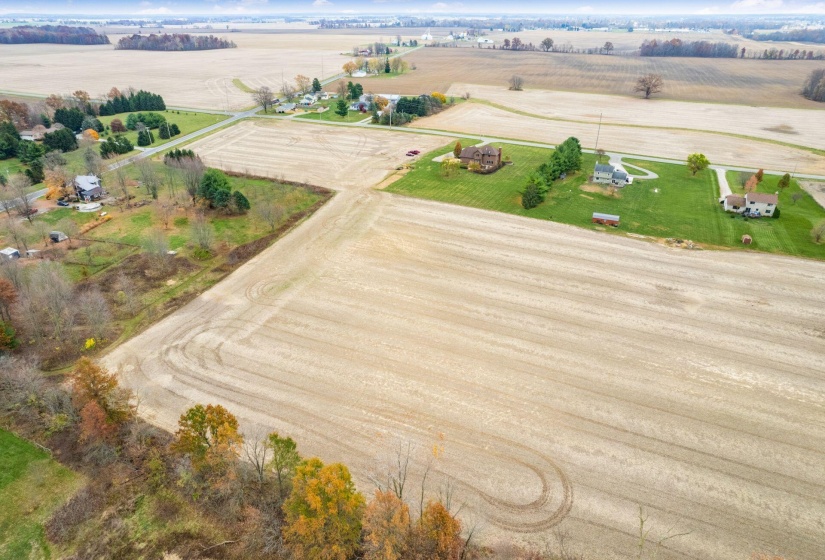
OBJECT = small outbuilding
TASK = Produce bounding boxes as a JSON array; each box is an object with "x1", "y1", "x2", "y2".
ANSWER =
[
  {"x1": 1, "y1": 247, "x2": 21, "y2": 261},
  {"x1": 275, "y1": 103, "x2": 296, "y2": 113},
  {"x1": 741, "y1": 234, "x2": 753, "y2": 245},
  {"x1": 592, "y1": 212, "x2": 620, "y2": 227},
  {"x1": 50, "y1": 231, "x2": 69, "y2": 243}
]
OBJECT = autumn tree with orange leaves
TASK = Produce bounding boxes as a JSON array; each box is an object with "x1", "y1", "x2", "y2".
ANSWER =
[
  {"x1": 408, "y1": 500, "x2": 462, "y2": 560},
  {"x1": 283, "y1": 458, "x2": 366, "y2": 560},
  {"x1": 71, "y1": 358, "x2": 134, "y2": 446},
  {"x1": 363, "y1": 490, "x2": 411, "y2": 560},
  {"x1": 174, "y1": 403, "x2": 243, "y2": 470}
]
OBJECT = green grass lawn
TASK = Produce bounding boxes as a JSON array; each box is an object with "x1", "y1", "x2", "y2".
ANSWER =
[
  {"x1": 295, "y1": 109, "x2": 371, "y2": 123},
  {"x1": 232, "y1": 78, "x2": 256, "y2": 93},
  {"x1": 97, "y1": 110, "x2": 229, "y2": 149},
  {"x1": 0, "y1": 430, "x2": 82, "y2": 560},
  {"x1": 387, "y1": 142, "x2": 825, "y2": 260}
]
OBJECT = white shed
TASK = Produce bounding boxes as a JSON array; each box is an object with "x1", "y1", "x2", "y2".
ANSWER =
[{"x1": 1, "y1": 247, "x2": 21, "y2": 261}]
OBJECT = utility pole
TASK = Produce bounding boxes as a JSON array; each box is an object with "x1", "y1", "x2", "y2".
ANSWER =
[{"x1": 594, "y1": 112, "x2": 602, "y2": 155}]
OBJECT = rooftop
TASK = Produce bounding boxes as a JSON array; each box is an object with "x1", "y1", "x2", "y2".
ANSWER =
[{"x1": 747, "y1": 192, "x2": 779, "y2": 205}]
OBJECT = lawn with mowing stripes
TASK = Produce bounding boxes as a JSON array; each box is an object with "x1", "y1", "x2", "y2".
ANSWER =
[{"x1": 387, "y1": 142, "x2": 825, "y2": 260}]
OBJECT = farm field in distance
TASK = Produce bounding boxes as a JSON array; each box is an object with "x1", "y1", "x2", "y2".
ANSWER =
[
  {"x1": 449, "y1": 83, "x2": 825, "y2": 151},
  {"x1": 369, "y1": 47, "x2": 824, "y2": 108},
  {"x1": 407, "y1": 102, "x2": 825, "y2": 175}
]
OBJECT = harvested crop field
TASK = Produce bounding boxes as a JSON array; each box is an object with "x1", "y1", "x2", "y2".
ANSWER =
[
  {"x1": 409, "y1": 103, "x2": 825, "y2": 175},
  {"x1": 184, "y1": 119, "x2": 449, "y2": 188},
  {"x1": 450, "y1": 84, "x2": 825, "y2": 151},
  {"x1": 0, "y1": 33, "x2": 356, "y2": 110},
  {"x1": 104, "y1": 159, "x2": 825, "y2": 558},
  {"x1": 366, "y1": 48, "x2": 824, "y2": 108}
]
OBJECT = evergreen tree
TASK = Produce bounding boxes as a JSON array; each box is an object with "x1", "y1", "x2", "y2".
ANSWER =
[
  {"x1": 312, "y1": 78, "x2": 322, "y2": 92},
  {"x1": 335, "y1": 98, "x2": 349, "y2": 117}
]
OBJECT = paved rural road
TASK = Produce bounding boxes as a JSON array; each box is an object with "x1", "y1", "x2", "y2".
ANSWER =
[{"x1": 104, "y1": 129, "x2": 825, "y2": 559}]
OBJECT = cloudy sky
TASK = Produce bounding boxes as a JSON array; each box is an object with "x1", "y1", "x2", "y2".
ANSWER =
[{"x1": 2, "y1": 0, "x2": 824, "y2": 16}]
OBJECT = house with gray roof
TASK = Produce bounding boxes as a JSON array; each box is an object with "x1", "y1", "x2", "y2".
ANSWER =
[
  {"x1": 74, "y1": 175, "x2": 103, "y2": 202},
  {"x1": 593, "y1": 163, "x2": 629, "y2": 187}
]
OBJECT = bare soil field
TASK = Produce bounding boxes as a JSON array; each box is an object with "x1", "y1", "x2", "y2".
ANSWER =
[
  {"x1": 449, "y1": 84, "x2": 825, "y2": 151},
  {"x1": 103, "y1": 167, "x2": 825, "y2": 559},
  {"x1": 367, "y1": 48, "x2": 823, "y2": 108},
  {"x1": 409, "y1": 103, "x2": 825, "y2": 175},
  {"x1": 482, "y1": 28, "x2": 821, "y2": 55},
  {"x1": 0, "y1": 32, "x2": 383, "y2": 110},
  {"x1": 183, "y1": 119, "x2": 448, "y2": 187}
]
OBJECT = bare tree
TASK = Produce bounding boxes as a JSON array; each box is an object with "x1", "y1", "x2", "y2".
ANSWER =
[
  {"x1": 190, "y1": 214, "x2": 214, "y2": 251},
  {"x1": 42, "y1": 151, "x2": 67, "y2": 171},
  {"x1": 244, "y1": 431, "x2": 270, "y2": 485},
  {"x1": 3, "y1": 217, "x2": 31, "y2": 254},
  {"x1": 336, "y1": 80, "x2": 348, "y2": 99},
  {"x1": 142, "y1": 228, "x2": 170, "y2": 271},
  {"x1": 77, "y1": 287, "x2": 111, "y2": 341},
  {"x1": 255, "y1": 201, "x2": 284, "y2": 232},
  {"x1": 113, "y1": 166, "x2": 131, "y2": 210},
  {"x1": 174, "y1": 157, "x2": 205, "y2": 205},
  {"x1": 56, "y1": 217, "x2": 79, "y2": 248},
  {"x1": 791, "y1": 192, "x2": 804, "y2": 204},
  {"x1": 596, "y1": 148, "x2": 607, "y2": 163},
  {"x1": 508, "y1": 75, "x2": 524, "y2": 91},
  {"x1": 136, "y1": 159, "x2": 160, "y2": 199},
  {"x1": 635, "y1": 73, "x2": 664, "y2": 99},
  {"x1": 83, "y1": 146, "x2": 104, "y2": 177},
  {"x1": 157, "y1": 196, "x2": 175, "y2": 230},
  {"x1": 294, "y1": 74, "x2": 312, "y2": 95},
  {"x1": 24, "y1": 261, "x2": 76, "y2": 342},
  {"x1": 253, "y1": 86, "x2": 275, "y2": 113},
  {"x1": 280, "y1": 81, "x2": 297, "y2": 102},
  {"x1": 163, "y1": 165, "x2": 179, "y2": 199},
  {"x1": 603, "y1": 41, "x2": 614, "y2": 55},
  {"x1": 9, "y1": 175, "x2": 35, "y2": 223}
]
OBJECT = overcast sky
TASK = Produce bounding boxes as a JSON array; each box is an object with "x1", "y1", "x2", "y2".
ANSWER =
[{"x1": 2, "y1": 0, "x2": 825, "y2": 16}]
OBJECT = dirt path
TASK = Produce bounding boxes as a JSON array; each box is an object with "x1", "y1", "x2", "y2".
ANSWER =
[{"x1": 103, "y1": 140, "x2": 825, "y2": 558}]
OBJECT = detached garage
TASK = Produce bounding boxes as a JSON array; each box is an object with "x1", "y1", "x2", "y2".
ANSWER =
[
  {"x1": 592, "y1": 212, "x2": 620, "y2": 227},
  {"x1": 1, "y1": 247, "x2": 21, "y2": 261}
]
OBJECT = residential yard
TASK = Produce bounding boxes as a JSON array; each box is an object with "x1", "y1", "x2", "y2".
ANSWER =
[
  {"x1": 0, "y1": 430, "x2": 82, "y2": 560},
  {"x1": 97, "y1": 110, "x2": 229, "y2": 149},
  {"x1": 1, "y1": 158, "x2": 331, "y2": 368},
  {"x1": 295, "y1": 108, "x2": 371, "y2": 123},
  {"x1": 386, "y1": 142, "x2": 825, "y2": 260}
]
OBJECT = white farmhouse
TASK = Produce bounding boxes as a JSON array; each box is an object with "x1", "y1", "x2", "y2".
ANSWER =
[
  {"x1": 724, "y1": 192, "x2": 778, "y2": 217},
  {"x1": 593, "y1": 163, "x2": 629, "y2": 187}
]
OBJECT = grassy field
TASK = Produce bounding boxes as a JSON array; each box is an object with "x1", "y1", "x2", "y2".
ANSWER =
[
  {"x1": 387, "y1": 142, "x2": 825, "y2": 259},
  {"x1": 295, "y1": 108, "x2": 370, "y2": 123},
  {"x1": 232, "y1": 78, "x2": 256, "y2": 93},
  {"x1": 0, "y1": 430, "x2": 82, "y2": 560},
  {"x1": 97, "y1": 110, "x2": 229, "y2": 149}
]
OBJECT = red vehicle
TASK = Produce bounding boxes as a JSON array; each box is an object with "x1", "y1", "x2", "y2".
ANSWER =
[
  {"x1": 406, "y1": 150, "x2": 421, "y2": 156},
  {"x1": 23, "y1": 208, "x2": 38, "y2": 217}
]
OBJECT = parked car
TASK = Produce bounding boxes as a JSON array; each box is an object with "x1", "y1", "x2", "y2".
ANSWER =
[
  {"x1": 23, "y1": 208, "x2": 38, "y2": 216},
  {"x1": 409, "y1": 150, "x2": 420, "y2": 155},
  {"x1": 56, "y1": 200, "x2": 70, "y2": 207}
]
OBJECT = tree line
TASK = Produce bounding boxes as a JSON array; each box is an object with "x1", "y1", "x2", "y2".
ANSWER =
[
  {"x1": 115, "y1": 33, "x2": 236, "y2": 51},
  {"x1": 0, "y1": 25, "x2": 109, "y2": 45},
  {"x1": 98, "y1": 90, "x2": 166, "y2": 116},
  {"x1": 522, "y1": 137, "x2": 582, "y2": 209},
  {"x1": 749, "y1": 28, "x2": 825, "y2": 44},
  {"x1": 639, "y1": 39, "x2": 739, "y2": 58},
  {"x1": 0, "y1": 354, "x2": 485, "y2": 559},
  {"x1": 802, "y1": 69, "x2": 825, "y2": 102}
]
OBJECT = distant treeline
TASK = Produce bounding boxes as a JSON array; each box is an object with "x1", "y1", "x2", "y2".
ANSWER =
[
  {"x1": 751, "y1": 29, "x2": 825, "y2": 44},
  {"x1": 802, "y1": 69, "x2": 825, "y2": 102},
  {"x1": 0, "y1": 25, "x2": 109, "y2": 45},
  {"x1": 115, "y1": 33, "x2": 236, "y2": 51},
  {"x1": 98, "y1": 90, "x2": 166, "y2": 116},
  {"x1": 639, "y1": 39, "x2": 738, "y2": 58}
]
